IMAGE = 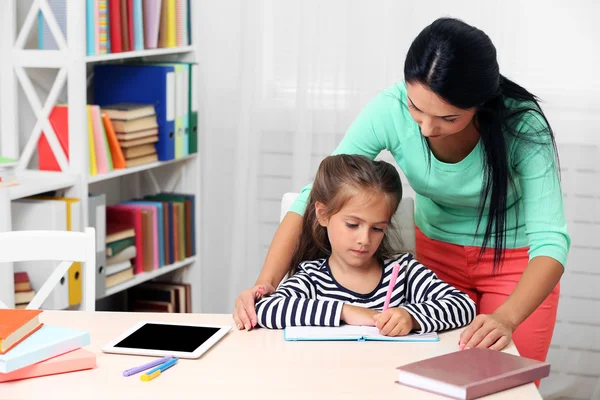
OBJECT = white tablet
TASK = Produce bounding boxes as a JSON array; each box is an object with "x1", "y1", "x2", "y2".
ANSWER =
[{"x1": 101, "y1": 321, "x2": 231, "y2": 359}]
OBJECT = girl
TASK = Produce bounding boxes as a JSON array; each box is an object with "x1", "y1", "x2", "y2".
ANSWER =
[
  {"x1": 236, "y1": 17, "x2": 569, "y2": 366},
  {"x1": 255, "y1": 155, "x2": 475, "y2": 335}
]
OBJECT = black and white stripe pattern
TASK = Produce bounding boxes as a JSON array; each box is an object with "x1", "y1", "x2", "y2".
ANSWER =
[{"x1": 255, "y1": 253, "x2": 476, "y2": 333}]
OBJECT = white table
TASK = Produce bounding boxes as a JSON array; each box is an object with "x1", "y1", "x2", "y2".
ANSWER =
[{"x1": 1, "y1": 311, "x2": 542, "y2": 399}]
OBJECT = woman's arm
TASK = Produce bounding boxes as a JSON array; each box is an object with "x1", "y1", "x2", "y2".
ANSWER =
[
  {"x1": 460, "y1": 113, "x2": 569, "y2": 350},
  {"x1": 233, "y1": 212, "x2": 303, "y2": 330}
]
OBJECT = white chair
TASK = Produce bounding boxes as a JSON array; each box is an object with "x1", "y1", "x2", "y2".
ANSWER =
[
  {"x1": 0, "y1": 228, "x2": 96, "y2": 311},
  {"x1": 280, "y1": 193, "x2": 416, "y2": 255}
]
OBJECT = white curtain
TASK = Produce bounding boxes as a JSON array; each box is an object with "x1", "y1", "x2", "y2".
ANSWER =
[{"x1": 195, "y1": 1, "x2": 600, "y2": 398}]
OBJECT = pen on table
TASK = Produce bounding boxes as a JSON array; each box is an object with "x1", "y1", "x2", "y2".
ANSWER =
[
  {"x1": 382, "y1": 261, "x2": 401, "y2": 311},
  {"x1": 141, "y1": 357, "x2": 179, "y2": 382},
  {"x1": 122, "y1": 356, "x2": 174, "y2": 377}
]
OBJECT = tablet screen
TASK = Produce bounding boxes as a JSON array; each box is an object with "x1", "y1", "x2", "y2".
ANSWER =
[{"x1": 114, "y1": 323, "x2": 220, "y2": 352}]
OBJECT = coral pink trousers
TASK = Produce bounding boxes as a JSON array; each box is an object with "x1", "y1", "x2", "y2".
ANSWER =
[{"x1": 415, "y1": 227, "x2": 560, "y2": 364}]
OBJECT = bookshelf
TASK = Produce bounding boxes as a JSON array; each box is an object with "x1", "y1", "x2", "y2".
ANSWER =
[{"x1": 0, "y1": 0, "x2": 201, "y2": 311}]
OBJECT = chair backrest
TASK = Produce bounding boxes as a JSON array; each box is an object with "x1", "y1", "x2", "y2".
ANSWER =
[
  {"x1": 280, "y1": 193, "x2": 416, "y2": 255},
  {"x1": 0, "y1": 228, "x2": 96, "y2": 311}
]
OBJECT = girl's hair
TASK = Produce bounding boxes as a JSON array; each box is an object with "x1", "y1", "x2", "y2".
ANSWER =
[
  {"x1": 289, "y1": 154, "x2": 403, "y2": 276},
  {"x1": 404, "y1": 17, "x2": 559, "y2": 271}
]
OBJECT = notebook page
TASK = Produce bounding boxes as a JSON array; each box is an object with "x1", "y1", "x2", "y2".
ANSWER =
[
  {"x1": 284, "y1": 325, "x2": 366, "y2": 340},
  {"x1": 360, "y1": 326, "x2": 439, "y2": 341}
]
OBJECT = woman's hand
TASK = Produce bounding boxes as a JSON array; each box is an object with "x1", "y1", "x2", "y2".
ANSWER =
[
  {"x1": 374, "y1": 308, "x2": 418, "y2": 336},
  {"x1": 459, "y1": 313, "x2": 515, "y2": 351},
  {"x1": 341, "y1": 304, "x2": 379, "y2": 326},
  {"x1": 233, "y1": 284, "x2": 275, "y2": 330}
]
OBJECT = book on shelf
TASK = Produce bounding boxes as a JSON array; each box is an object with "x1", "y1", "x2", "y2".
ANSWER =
[{"x1": 129, "y1": 281, "x2": 191, "y2": 313}]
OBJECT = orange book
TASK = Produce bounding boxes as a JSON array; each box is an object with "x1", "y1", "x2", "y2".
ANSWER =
[
  {"x1": 101, "y1": 112, "x2": 126, "y2": 169},
  {"x1": 0, "y1": 348, "x2": 96, "y2": 383},
  {"x1": 0, "y1": 310, "x2": 43, "y2": 355}
]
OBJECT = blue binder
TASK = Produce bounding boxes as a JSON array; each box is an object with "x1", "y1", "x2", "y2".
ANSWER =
[{"x1": 93, "y1": 64, "x2": 176, "y2": 161}]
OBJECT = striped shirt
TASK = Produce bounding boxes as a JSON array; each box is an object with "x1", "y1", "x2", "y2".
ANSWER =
[{"x1": 255, "y1": 253, "x2": 476, "y2": 333}]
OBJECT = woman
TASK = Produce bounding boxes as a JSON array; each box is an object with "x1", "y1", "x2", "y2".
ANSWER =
[{"x1": 234, "y1": 17, "x2": 569, "y2": 365}]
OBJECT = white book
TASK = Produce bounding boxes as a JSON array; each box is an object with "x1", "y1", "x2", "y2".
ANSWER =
[
  {"x1": 105, "y1": 260, "x2": 133, "y2": 277},
  {"x1": 284, "y1": 325, "x2": 439, "y2": 342},
  {"x1": 106, "y1": 246, "x2": 137, "y2": 266}
]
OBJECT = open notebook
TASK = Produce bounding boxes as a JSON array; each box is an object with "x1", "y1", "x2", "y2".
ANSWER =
[{"x1": 284, "y1": 325, "x2": 439, "y2": 342}]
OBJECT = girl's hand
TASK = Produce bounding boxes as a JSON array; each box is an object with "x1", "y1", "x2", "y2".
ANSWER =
[
  {"x1": 459, "y1": 313, "x2": 514, "y2": 351},
  {"x1": 374, "y1": 308, "x2": 418, "y2": 336},
  {"x1": 341, "y1": 304, "x2": 379, "y2": 326},
  {"x1": 233, "y1": 284, "x2": 275, "y2": 330}
]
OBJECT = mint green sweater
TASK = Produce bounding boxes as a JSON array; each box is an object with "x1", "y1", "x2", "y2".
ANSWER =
[{"x1": 289, "y1": 82, "x2": 570, "y2": 267}]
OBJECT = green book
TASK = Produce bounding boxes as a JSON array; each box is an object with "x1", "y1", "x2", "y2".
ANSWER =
[{"x1": 106, "y1": 237, "x2": 135, "y2": 257}]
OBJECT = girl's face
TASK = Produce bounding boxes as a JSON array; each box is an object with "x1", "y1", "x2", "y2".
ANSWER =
[
  {"x1": 406, "y1": 81, "x2": 477, "y2": 140},
  {"x1": 316, "y1": 192, "x2": 392, "y2": 269}
]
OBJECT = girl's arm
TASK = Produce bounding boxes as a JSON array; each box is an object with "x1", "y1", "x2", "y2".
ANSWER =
[
  {"x1": 399, "y1": 255, "x2": 477, "y2": 334},
  {"x1": 255, "y1": 268, "x2": 344, "y2": 329}
]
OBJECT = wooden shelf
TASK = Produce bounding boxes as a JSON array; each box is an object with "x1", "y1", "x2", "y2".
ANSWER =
[
  {"x1": 8, "y1": 170, "x2": 79, "y2": 200},
  {"x1": 103, "y1": 256, "x2": 196, "y2": 298},
  {"x1": 85, "y1": 46, "x2": 194, "y2": 63},
  {"x1": 87, "y1": 154, "x2": 197, "y2": 184}
]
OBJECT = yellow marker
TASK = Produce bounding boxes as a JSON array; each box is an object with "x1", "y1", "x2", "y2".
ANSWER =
[
  {"x1": 140, "y1": 357, "x2": 178, "y2": 382},
  {"x1": 140, "y1": 370, "x2": 161, "y2": 382}
]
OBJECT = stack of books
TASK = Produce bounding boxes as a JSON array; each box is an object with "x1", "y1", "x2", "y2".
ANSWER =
[
  {"x1": 102, "y1": 103, "x2": 159, "y2": 168},
  {"x1": 129, "y1": 282, "x2": 191, "y2": 313},
  {"x1": 13, "y1": 273, "x2": 37, "y2": 310},
  {"x1": 0, "y1": 157, "x2": 17, "y2": 188},
  {"x1": 106, "y1": 222, "x2": 136, "y2": 288},
  {"x1": 0, "y1": 309, "x2": 94, "y2": 383}
]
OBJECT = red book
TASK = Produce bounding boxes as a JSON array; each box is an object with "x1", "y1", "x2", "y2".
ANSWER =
[
  {"x1": 0, "y1": 349, "x2": 96, "y2": 383},
  {"x1": 127, "y1": 0, "x2": 135, "y2": 51},
  {"x1": 108, "y1": 0, "x2": 123, "y2": 52},
  {"x1": 0, "y1": 309, "x2": 43, "y2": 355},
  {"x1": 396, "y1": 348, "x2": 551, "y2": 399},
  {"x1": 37, "y1": 106, "x2": 69, "y2": 171},
  {"x1": 106, "y1": 206, "x2": 144, "y2": 274}
]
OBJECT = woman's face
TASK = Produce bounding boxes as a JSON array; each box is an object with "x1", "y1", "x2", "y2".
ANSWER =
[{"x1": 406, "y1": 82, "x2": 477, "y2": 140}]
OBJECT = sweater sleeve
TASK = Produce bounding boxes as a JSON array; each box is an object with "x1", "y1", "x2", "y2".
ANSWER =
[
  {"x1": 398, "y1": 255, "x2": 477, "y2": 334},
  {"x1": 255, "y1": 269, "x2": 344, "y2": 329},
  {"x1": 511, "y1": 112, "x2": 570, "y2": 267}
]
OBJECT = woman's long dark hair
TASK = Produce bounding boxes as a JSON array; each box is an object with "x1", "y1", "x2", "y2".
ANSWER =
[
  {"x1": 404, "y1": 17, "x2": 559, "y2": 270},
  {"x1": 288, "y1": 154, "x2": 403, "y2": 276}
]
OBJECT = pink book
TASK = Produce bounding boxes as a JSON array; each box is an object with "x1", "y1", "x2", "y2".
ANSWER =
[
  {"x1": 90, "y1": 105, "x2": 109, "y2": 174},
  {"x1": 112, "y1": 204, "x2": 159, "y2": 269},
  {"x1": 0, "y1": 349, "x2": 96, "y2": 383},
  {"x1": 396, "y1": 348, "x2": 550, "y2": 399},
  {"x1": 175, "y1": 0, "x2": 183, "y2": 46},
  {"x1": 143, "y1": 0, "x2": 162, "y2": 49}
]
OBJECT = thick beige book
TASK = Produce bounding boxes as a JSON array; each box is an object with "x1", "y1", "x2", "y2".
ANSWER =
[
  {"x1": 119, "y1": 135, "x2": 159, "y2": 148},
  {"x1": 116, "y1": 128, "x2": 158, "y2": 141},
  {"x1": 396, "y1": 348, "x2": 550, "y2": 399},
  {"x1": 125, "y1": 153, "x2": 159, "y2": 168},
  {"x1": 111, "y1": 115, "x2": 158, "y2": 133},
  {"x1": 105, "y1": 267, "x2": 134, "y2": 288},
  {"x1": 122, "y1": 144, "x2": 157, "y2": 159}
]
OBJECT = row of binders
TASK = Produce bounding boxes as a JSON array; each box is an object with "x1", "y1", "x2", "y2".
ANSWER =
[
  {"x1": 10, "y1": 192, "x2": 195, "y2": 308},
  {"x1": 38, "y1": 0, "x2": 191, "y2": 56}
]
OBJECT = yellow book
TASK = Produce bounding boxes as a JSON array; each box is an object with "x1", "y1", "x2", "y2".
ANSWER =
[
  {"x1": 87, "y1": 106, "x2": 98, "y2": 176},
  {"x1": 166, "y1": 0, "x2": 177, "y2": 47}
]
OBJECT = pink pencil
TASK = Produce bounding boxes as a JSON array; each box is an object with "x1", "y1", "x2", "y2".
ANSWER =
[{"x1": 383, "y1": 262, "x2": 401, "y2": 311}]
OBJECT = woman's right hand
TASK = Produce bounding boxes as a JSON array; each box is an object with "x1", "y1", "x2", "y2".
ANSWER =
[{"x1": 233, "y1": 284, "x2": 275, "y2": 330}]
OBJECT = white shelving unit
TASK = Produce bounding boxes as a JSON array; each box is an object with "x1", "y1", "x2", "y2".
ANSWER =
[{"x1": 0, "y1": 0, "x2": 201, "y2": 311}]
